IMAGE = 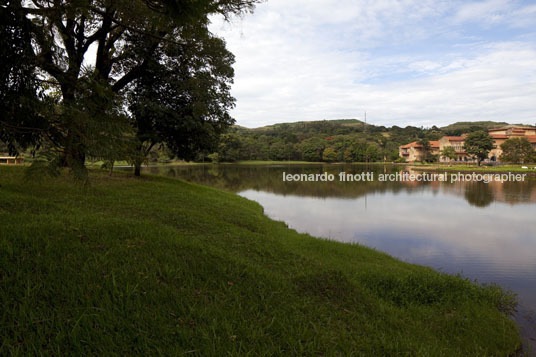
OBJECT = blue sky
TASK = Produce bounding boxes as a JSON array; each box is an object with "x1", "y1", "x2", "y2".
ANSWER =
[{"x1": 210, "y1": 0, "x2": 536, "y2": 128}]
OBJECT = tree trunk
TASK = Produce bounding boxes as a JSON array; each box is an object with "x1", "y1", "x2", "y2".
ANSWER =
[
  {"x1": 61, "y1": 142, "x2": 86, "y2": 170},
  {"x1": 60, "y1": 88, "x2": 87, "y2": 170},
  {"x1": 134, "y1": 163, "x2": 141, "y2": 177}
]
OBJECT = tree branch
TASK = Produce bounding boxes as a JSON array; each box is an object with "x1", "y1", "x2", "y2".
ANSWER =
[{"x1": 111, "y1": 62, "x2": 148, "y2": 92}]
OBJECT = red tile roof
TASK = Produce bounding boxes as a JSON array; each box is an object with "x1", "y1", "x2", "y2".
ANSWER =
[
  {"x1": 400, "y1": 141, "x2": 439, "y2": 149},
  {"x1": 442, "y1": 136, "x2": 465, "y2": 142},
  {"x1": 490, "y1": 134, "x2": 536, "y2": 142},
  {"x1": 489, "y1": 125, "x2": 536, "y2": 132},
  {"x1": 400, "y1": 141, "x2": 419, "y2": 149}
]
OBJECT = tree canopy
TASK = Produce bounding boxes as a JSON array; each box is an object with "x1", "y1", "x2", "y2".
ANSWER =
[
  {"x1": 0, "y1": 3, "x2": 48, "y2": 154},
  {"x1": 440, "y1": 146, "x2": 457, "y2": 162},
  {"x1": 500, "y1": 137, "x2": 535, "y2": 164},
  {"x1": 0, "y1": 0, "x2": 260, "y2": 177},
  {"x1": 463, "y1": 131, "x2": 494, "y2": 166}
]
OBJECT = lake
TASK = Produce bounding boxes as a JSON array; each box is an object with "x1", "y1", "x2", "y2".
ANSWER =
[{"x1": 135, "y1": 163, "x2": 536, "y2": 350}]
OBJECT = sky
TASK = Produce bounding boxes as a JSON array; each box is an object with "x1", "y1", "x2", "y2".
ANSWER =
[{"x1": 210, "y1": 0, "x2": 536, "y2": 128}]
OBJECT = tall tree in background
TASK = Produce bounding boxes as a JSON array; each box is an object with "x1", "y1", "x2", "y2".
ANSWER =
[
  {"x1": 127, "y1": 24, "x2": 235, "y2": 176},
  {"x1": 0, "y1": 3, "x2": 48, "y2": 154},
  {"x1": 0, "y1": 0, "x2": 259, "y2": 176},
  {"x1": 417, "y1": 138, "x2": 431, "y2": 163},
  {"x1": 463, "y1": 131, "x2": 494, "y2": 166},
  {"x1": 500, "y1": 137, "x2": 534, "y2": 164},
  {"x1": 440, "y1": 146, "x2": 457, "y2": 163}
]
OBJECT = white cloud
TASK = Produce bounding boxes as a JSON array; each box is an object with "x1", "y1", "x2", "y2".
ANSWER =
[
  {"x1": 454, "y1": 0, "x2": 512, "y2": 24},
  {"x1": 211, "y1": 1, "x2": 536, "y2": 128}
]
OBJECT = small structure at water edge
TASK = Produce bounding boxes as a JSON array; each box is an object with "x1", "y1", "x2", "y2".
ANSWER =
[{"x1": 0, "y1": 156, "x2": 24, "y2": 165}]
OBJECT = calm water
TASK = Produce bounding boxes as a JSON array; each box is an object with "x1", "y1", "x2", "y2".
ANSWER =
[{"x1": 137, "y1": 163, "x2": 536, "y2": 350}]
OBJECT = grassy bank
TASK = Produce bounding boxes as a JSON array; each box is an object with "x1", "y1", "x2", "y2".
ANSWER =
[{"x1": 0, "y1": 166, "x2": 521, "y2": 355}]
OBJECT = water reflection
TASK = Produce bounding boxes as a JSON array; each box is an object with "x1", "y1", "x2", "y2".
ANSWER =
[
  {"x1": 464, "y1": 182, "x2": 494, "y2": 207},
  {"x1": 143, "y1": 164, "x2": 536, "y2": 207},
  {"x1": 136, "y1": 164, "x2": 536, "y2": 349}
]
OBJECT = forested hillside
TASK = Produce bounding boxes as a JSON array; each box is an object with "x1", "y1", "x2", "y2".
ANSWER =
[
  {"x1": 211, "y1": 119, "x2": 512, "y2": 163},
  {"x1": 0, "y1": 119, "x2": 520, "y2": 164}
]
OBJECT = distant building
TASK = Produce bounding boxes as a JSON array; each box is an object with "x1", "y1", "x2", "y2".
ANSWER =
[
  {"x1": 0, "y1": 155, "x2": 24, "y2": 165},
  {"x1": 488, "y1": 125, "x2": 536, "y2": 161},
  {"x1": 399, "y1": 141, "x2": 439, "y2": 162},
  {"x1": 399, "y1": 125, "x2": 536, "y2": 163},
  {"x1": 438, "y1": 135, "x2": 469, "y2": 162}
]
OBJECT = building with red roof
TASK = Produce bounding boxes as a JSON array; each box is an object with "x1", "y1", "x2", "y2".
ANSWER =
[
  {"x1": 399, "y1": 140, "x2": 440, "y2": 162},
  {"x1": 399, "y1": 126, "x2": 536, "y2": 163}
]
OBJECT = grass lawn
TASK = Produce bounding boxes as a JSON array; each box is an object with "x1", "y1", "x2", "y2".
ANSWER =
[{"x1": 0, "y1": 166, "x2": 521, "y2": 355}]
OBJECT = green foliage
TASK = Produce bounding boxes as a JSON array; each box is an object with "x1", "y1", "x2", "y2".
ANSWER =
[
  {"x1": 301, "y1": 137, "x2": 326, "y2": 162},
  {"x1": 215, "y1": 120, "x2": 517, "y2": 164},
  {"x1": 1, "y1": 0, "x2": 261, "y2": 176},
  {"x1": 441, "y1": 121, "x2": 510, "y2": 136},
  {"x1": 322, "y1": 147, "x2": 338, "y2": 162},
  {"x1": 500, "y1": 137, "x2": 535, "y2": 164},
  {"x1": 207, "y1": 152, "x2": 220, "y2": 163},
  {"x1": 463, "y1": 131, "x2": 494, "y2": 166},
  {"x1": 127, "y1": 24, "x2": 236, "y2": 172},
  {"x1": 343, "y1": 149, "x2": 353, "y2": 162},
  {"x1": 0, "y1": 3, "x2": 48, "y2": 154},
  {"x1": 417, "y1": 138, "x2": 433, "y2": 163},
  {"x1": 440, "y1": 146, "x2": 457, "y2": 161},
  {"x1": 218, "y1": 133, "x2": 242, "y2": 162},
  {"x1": 0, "y1": 166, "x2": 521, "y2": 355},
  {"x1": 346, "y1": 142, "x2": 382, "y2": 162}
]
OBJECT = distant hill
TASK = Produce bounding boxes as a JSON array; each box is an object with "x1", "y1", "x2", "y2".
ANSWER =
[
  {"x1": 237, "y1": 119, "x2": 372, "y2": 133},
  {"x1": 217, "y1": 120, "x2": 533, "y2": 163},
  {"x1": 439, "y1": 121, "x2": 511, "y2": 136}
]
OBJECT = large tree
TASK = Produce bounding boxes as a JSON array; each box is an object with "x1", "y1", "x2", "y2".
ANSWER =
[
  {"x1": 440, "y1": 146, "x2": 457, "y2": 163},
  {"x1": 500, "y1": 137, "x2": 534, "y2": 164},
  {"x1": 463, "y1": 131, "x2": 494, "y2": 166},
  {"x1": 1, "y1": 0, "x2": 259, "y2": 174},
  {"x1": 417, "y1": 138, "x2": 433, "y2": 163},
  {"x1": 0, "y1": 3, "x2": 48, "y2": 154},
  {"x1": 127, "y1": 23, "x2": 236, "y2": 175}
]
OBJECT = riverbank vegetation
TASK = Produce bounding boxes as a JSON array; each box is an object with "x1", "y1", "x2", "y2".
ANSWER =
[
  {"x1": 0, "y1": 166, "x2": 521, "y2": 355},
  {"x1": 207, "y1": 120, "x2": 519, "y2": 163},
  {"x1": 114, "y1": 119, "x2": 534, "y2": 166}
]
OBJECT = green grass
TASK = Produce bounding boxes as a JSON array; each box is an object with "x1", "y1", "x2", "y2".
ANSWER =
[{"x1": 0, "y1": 166, "x2": 521, "y2": 355}]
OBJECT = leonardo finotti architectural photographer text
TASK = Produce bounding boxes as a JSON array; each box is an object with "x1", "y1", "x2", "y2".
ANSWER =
[{"x1": 282, "y1": 172, "x2": 527, "y2": 184}]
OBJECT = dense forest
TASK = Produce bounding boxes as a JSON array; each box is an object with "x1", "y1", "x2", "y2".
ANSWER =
[
  {"x1": 0, "y1": 119, "x2": 520, "y2": 164},
  {"x1": 207, "y1": 120, "x2": 512, "y2": 163}
]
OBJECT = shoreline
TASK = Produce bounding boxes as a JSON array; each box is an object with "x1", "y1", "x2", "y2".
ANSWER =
[
  {"x1": 0, "y1": 165, "x2": 523, "y2": 354},
  {"x1": 410, "y1": 165, "x2": 536, "y2": 177}
]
